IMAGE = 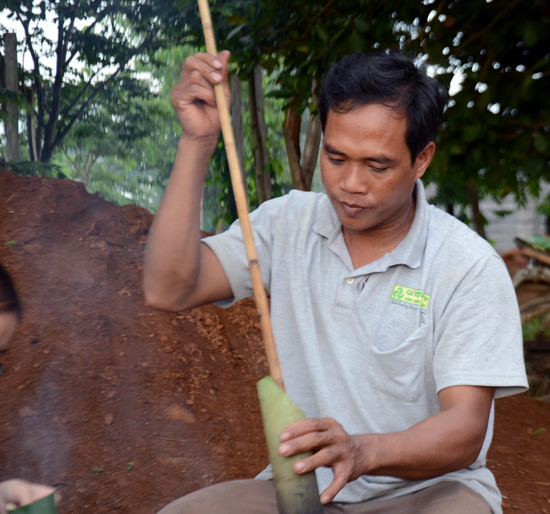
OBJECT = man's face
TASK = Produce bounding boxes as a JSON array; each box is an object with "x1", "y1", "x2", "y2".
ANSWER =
[
  {"x1": 0, "y1": 311, "x2": 18, "y2": 351},
  {"x1": 320, "y1": 103, "x2": 434, "y2": 235}
]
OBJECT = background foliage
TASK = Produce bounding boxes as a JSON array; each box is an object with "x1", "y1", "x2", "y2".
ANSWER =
[{"x1": 1, "y1": 0, "x2": 548, "y2": 234}]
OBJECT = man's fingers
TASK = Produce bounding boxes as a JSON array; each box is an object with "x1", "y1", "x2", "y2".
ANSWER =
[
  {"x1": 291, "y1": 441, "x2": 351, "y2": 474},
  {"x1": 217, "y1": 50, "x2": 231, "y2": 77},
  {"x1": 173, "y1": 51, "x2": 231, "y2": 114},
  {"x1": 317, "y1": 459, "x2": 355, "y2": 504},
  {"x1": 171, "y1": 74, "x2": 216, "y2": 111},
  {"x1": 280, "y1": 417, "x2": 331, "y2": 441},
  {"x1": 278, "y1": 431, "x2": 326, "y2": 458},
  {"x1": 28, "y1": 484, "x2": 55, "y2": 504},
  {"x1": 279, "y1": 418, "x2": 345, "y2": 458},
  {"x1": 276, "y1": 418, "x2": 359, "y2": 503},
  {"x1": 320, "y1": 474, "x2": 348, "y2": 505},
  {"x1": 182, "y1": 52, "x2": 228, "y2": 85}
]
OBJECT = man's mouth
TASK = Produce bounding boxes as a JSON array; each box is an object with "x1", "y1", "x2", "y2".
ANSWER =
[{"x1": 339, "y1": 201, "x2": 368, "y2": 216}]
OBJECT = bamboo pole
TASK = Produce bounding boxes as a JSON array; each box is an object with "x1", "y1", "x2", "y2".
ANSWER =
[{"x1": 197, "y1": 0, "x2": 284, "y2": 391}]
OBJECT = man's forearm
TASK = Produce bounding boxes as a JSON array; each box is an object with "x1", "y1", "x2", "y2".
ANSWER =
[
  {"x1": 143, "y1": 136, "x2": 215, "y2": 310},
  {"x1": 354, "y1": 391, "x2": 492, "y2": 481}
]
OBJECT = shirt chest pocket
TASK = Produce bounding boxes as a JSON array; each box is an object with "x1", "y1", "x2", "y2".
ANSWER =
[{"x1": 369, "y1": 324, "x2": 431, "y2": 403}]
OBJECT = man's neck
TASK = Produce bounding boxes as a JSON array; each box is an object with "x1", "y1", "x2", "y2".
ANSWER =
[{"x1": 343, "y1": 197, "x2": 417, "y2": 269}]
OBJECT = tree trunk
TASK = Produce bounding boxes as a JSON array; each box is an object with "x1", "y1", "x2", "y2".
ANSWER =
[
  {"x1": 248, "y1": 65, "x2": 271, "y2": 204},
  {"x1": 283, "y1": 101, "x2": 322, "y2": 192},
  {"x1": 466, "y1": 180, "x2": 487, "y2": 239},
  {"x1": 229, "y1": 73, "x2": 246, "y2": 193},
  {"x1": 40, "y1": 16, "x2": 66, "y2": 163},
  {"x1": 301, "y1": 111, "x2": 322, "y2": 190},
  {"x1": 25, "y1": 87, "x2": 38, "y2": 161},
  {"x1": 4, "y1": 33, "x2": 20, "y2": 162},
  {"x1": 283, "y1": 104, "x2": 306, "y2": 190}
]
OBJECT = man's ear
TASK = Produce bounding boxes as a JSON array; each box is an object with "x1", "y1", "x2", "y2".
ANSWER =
[{"x1": 414, "y1": 141, "x2": 436, "y2": 180}]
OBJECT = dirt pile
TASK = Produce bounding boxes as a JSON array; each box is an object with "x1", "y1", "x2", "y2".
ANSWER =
[{"x1": 0, "y1": 169, "x2": 548, "y2": 513}]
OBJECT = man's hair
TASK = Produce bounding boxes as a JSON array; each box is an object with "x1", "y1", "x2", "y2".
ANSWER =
[
  {"x1": 319, "y1": 50, "x2": 447, "y2": 163},
  {"x1": 0, "y1": 264, "x2": 21, "y2": 317}
]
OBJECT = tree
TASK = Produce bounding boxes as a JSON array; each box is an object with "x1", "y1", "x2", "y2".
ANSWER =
[
  {"x1": 217, "y1": 0, "x2": 549, "y2": 234},
  {"x1": 4, "y1": 0, "x2": 547, "y2": 238},
  {"x1": 2, "y1": 32, "x2": 20, "y2": 161},
  {"x1": 219, "y1": 1, "x2": 412, "y2": 192},
  {"x1": 0, "y1": 0, "x2": 200, "y2": 163},
  {"x1": 53, "y1": 45, "x2": 192, "y2": 211},
  {"x1": 248, "y1": 64, "x2": 271, "y2": 203},
  {"x1": 404, "y1": 0, "x2": 550, "y2": 235}
]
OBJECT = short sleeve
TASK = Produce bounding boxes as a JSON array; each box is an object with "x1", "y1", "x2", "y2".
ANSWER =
[
  {"x1": 201, "y1": 195, "x2": 287, "y2": 307},
  {"x1": 433, "y1": 254, "x2": 528, "y2": 398}
]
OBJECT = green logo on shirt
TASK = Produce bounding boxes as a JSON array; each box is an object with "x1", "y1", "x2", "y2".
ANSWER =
[{"x1": 391, "y1": 285, "x2": 431, "y2": 310}]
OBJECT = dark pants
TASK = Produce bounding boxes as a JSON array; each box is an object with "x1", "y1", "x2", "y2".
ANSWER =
[{"x1": 158, "y1": 479, "x2": 492, "y2": 514}]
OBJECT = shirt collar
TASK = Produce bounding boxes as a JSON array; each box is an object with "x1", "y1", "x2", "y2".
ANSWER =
[{"x1": 312, "y1": 180, "x2": 429, "y2": 272}]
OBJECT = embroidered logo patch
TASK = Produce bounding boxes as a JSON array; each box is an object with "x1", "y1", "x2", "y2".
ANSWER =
[{"x1": 391, "y1": 285, "x2": 431, "y2": 310}]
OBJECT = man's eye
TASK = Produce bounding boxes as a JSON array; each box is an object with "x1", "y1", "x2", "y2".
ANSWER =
[
  {"x1": 371, "y1": 166, "x2": 388, "y2": 172},
  {"x1": 329, "y1": 156, "x2": 344, "y2": 164}
]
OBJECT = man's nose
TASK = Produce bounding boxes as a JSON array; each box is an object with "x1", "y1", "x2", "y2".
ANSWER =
[{"x1": 340, "y1": 164, "x2": 368, "y2": 194}]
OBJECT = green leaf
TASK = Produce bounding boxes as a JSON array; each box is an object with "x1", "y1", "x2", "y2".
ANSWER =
[
  {"x1": 349, "y1": 29, "x2": 367, "y2": 53},
  {"x1": 227, "y1": 14, "x2": 247, "y2": 25},
  {"x1": 226, "y1": 24, "x2": 245, "y2": 41},
  {"x1": 174, "y1": 0, "x2": 194, "y2": 8},
  {"x1": 353, "y1": 18, "x2": 370, "y2": 34},
  {"x1": 450, "y1": 144, "x2": 463, "y2": 155},
  {"x1": 533, "y1": 133, "x2": 548, "y2": 154},
  {"x1": 315, "y1": 24, "x2": 328, "y2": 43},
  {"x1": 523, "y1": 22, "x2": 540, "y2": 47},
  {"x1": 463, "y1": 124, "x2": 481, "y2": 143},
  {"x1": 477, "y1": 93, "x2": 490, "y2": 110}
]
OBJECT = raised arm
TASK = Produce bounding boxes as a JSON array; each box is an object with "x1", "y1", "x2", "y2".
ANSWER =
[{"x1": 143, "y1": 51, "x2": 233, "y2": 311}]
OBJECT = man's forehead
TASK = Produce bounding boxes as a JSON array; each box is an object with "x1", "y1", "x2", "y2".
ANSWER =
[{"x1": 326, "y1": 102, "x2": 406, "y2": 122}]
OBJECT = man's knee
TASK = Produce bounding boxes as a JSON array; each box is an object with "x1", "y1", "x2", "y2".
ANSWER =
[
  {"x1": 356, "y1": 481, "x2": 491, "y2": 514},
  {"x1": 157, "y1": 479, "x2": 278, "y2": 514},
  {"x1": 410, "y1": 481, "x2": 492, "y2": 514}
]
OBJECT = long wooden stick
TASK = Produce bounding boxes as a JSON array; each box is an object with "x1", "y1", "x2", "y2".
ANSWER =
[{"x1": 197, "y1": 0, "x2": 284, "y2": 391}]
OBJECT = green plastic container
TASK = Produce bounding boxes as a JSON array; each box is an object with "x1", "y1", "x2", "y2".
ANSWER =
[{"x1": 9, "y1": 493, "x2": 56, "y2": 514}]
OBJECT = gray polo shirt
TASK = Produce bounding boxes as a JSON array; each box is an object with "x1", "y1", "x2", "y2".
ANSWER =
[{"x1": 203, "y1": 180, "x2": 528, "y2": 513}]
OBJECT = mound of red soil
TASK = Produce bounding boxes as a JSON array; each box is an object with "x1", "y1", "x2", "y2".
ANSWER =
[{"x1": 0, "y1": 169, "x2": 548, "y2": 513}]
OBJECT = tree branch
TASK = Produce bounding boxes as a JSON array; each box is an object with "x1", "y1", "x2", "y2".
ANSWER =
[
  {"x1": 42, "y1": 12, "x2": 67, "y2": 155},
  {"x1": 53, "y1": 33, "x2": 158, "y2": 151},
  {"x1": 65, "y1": 7, "x2": 113, "y2": 69},
  {"x1": 62, "y1": 16, "x2": 75, "y2": 73},
  {"x1": 304, "y1": 0, "x2": 339, "y2": 37},
  {"x1": 452, "y1": 0, "x2": 523, "y2": 58},
  {"x1": 17, "y1": 12, "x2": 45, "y2": 158},
  {"x1": 59, "y1": 68, "x2": 102, "y2": 120},
  {"x1": 411, "y1": 0, "x2": 447, "y2": 47}
]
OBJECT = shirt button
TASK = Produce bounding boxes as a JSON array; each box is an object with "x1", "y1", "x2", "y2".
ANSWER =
[{"x1": 346, "y1": 277, "x2": 355, "y2": 284}]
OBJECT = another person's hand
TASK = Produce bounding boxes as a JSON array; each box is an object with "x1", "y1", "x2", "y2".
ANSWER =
[
  {"x1": 278, "y1": 417, "x2": 368, "y2": 504},
  {"x1": 0, "y1": 479, "x2": 55, "y2": 514},
  {"x1": 171, "y1": 50, "x2": 231, "y2": 148}
]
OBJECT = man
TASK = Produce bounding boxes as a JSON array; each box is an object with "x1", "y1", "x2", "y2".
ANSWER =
[{"x1": 144, "y1": 50, "x2": 528, "y2": 513}]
